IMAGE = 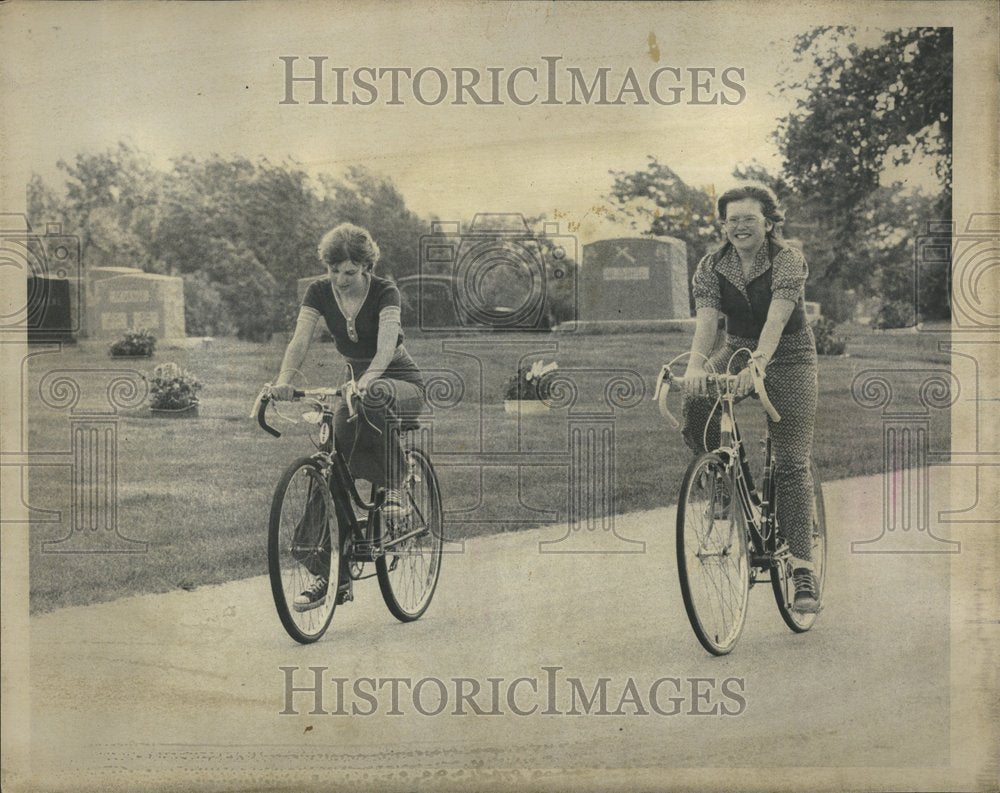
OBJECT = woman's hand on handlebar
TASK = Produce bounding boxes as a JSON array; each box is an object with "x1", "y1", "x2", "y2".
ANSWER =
[
  {"x1": 683, "y1": 364, "x2": 710, "y2": 398},
  {"x1": 356, "y1": 371, "x2": 377, "y2": 395},
  {"x1": 734, "y1": 367, "x2": 754, "y2": 398},
  {"x1": 269, "y1": 383, "x2": 297, "y2": 401},
  {"x1": 738, "y1": 349, "x2": 769, "y2": 397}
]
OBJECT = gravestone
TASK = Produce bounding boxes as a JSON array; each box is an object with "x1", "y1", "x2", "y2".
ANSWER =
[
  {"x1": 1, "y1": 215, "x2": 83, "y2": 342},
  {"x1": 89, "y1": 271, "x2": 186, "y2": 341},
  {"x1": 578, "y1": 237, "x2": 689, "y2": 324},
  {"x1": 395, "y1": 274, "x2": 463, "y2": 330},
  {"x1": 26, "y1": 276, "x2": 75, "y2": 342}
]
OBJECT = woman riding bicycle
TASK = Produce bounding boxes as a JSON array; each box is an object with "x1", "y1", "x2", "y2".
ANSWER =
[
  {"x1": 268, "y1": 222, "x2": 426, "y2": 608},
  {"x1": 682, "y1": 183, "x2": 820, "y2": 613}
]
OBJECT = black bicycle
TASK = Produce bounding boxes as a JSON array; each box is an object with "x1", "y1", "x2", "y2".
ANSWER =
[
  {"x1": 654, "y1": 352, "x2": 827, "y2": 655},
  {"x1": 252, "y1": 377, "x2": 443, "y2": 644}
]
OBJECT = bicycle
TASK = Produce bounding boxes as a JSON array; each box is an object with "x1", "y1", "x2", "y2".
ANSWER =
[
  {"x1": 653, "y1": 351, "x2": 827, "y2": 656},
  {"x1": 251, "y1": 375, "x2": 443, "y2": 644}
]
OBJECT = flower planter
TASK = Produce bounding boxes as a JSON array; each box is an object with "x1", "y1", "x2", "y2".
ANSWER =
[
  {"x1": 150, "y1": 404, "x2": 199, "y2": 418},
  {"x1": 503, "y1": 399, "x2": 550, "y2": 416}
]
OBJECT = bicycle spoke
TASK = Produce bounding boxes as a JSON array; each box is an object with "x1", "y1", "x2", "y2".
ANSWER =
[
  {"x1": 268, "y1": 461, "x2": 338, "y2": 643},
  {"x1": 677, "y1": 455, "x2": 749, "y2": 655},
  {"x1": 377, "y1": 450, "x2": 443, "y2": 621}
]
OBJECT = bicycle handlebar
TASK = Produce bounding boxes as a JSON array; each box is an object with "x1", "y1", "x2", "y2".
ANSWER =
[
  {"x1": 250, "y1": 385, "x2": 356, "y2": 438},
  {"x1": 652, "y1": 363, "x2": 781, "y2": 426}
]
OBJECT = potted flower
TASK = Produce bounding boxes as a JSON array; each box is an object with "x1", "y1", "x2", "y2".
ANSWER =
[
  {"x1": 145, "y1": 362, "x2": 202, "y2": 417},
  {"x1": 503, "y1": 360, "x2": 558, "y2": 415},
  {"x1": 109, "y1": 328, "x2": 156, "y2": 358}
]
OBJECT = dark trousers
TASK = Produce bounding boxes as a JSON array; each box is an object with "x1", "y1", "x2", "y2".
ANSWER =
[{"x1": 335, "y1": 378, "x2": 426, "y2": 490}]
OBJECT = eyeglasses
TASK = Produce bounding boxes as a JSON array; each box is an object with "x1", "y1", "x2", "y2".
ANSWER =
[{"x1": 725, "y1": 216, "x2": 765, "y2": 228}]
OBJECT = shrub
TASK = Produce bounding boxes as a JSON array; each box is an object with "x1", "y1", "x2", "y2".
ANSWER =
[
  {"x1": 870, "y1": 300, "x2": 917, "y2": 330},
  {"x1": 812, "y1": 317, "x2": 847, "y2": 355},
  {"x1": 503, "y1": 360, "x2": 558, "y2": 401},
  {"x1": 182, "y1": 273, "x2": 234, "y2": 336},
  {"x1": 805, "y1": 279, "x2": 859, "y2": 324},
  {"x1": 109, "y1": 329, "x2": 156, "y2": 357},
  {"x1": 145, "y1": 362, "x2": 202, "y2": 410}
]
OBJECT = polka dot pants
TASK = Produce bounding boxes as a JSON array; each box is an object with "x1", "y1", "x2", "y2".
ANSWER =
[{"x1": 682, "y1": 329, "x2": 818, "y2": 561}]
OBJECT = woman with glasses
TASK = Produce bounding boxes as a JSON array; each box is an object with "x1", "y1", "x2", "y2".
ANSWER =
[{"x1": 681, "y1": 183, "x2": 820, "y2": 612}]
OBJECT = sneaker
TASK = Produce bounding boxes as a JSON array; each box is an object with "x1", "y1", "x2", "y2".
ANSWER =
[
  {"x1": 791, "y1": 567, "x2": 820, "y2": 613},
  {"x1": 292, "y1": 575, "x2": 328, "y2": 612},
  {"x1": 383, "y1": 487, "x2": 412, "y2": 520}
]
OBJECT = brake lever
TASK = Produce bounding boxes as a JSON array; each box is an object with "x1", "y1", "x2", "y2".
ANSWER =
[
  {"x1": 653, "y1": 366, "x2": 680, "y2": 427},
  {"x1": 652, "y1": 366, "x2": 668, "y2": 402},
  {"x1": 342, "y1": 380, "x2": 359, "y2": 421}
]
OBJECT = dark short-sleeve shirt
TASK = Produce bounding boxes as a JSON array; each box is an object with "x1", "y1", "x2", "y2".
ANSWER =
[{"x1": 302, "y1": 275, "x2": 404, "y2": 359}]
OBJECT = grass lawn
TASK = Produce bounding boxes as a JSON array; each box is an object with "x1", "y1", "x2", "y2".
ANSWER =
[{"x1": 25, "y1": 323, "x2": 951, "y2": 613}]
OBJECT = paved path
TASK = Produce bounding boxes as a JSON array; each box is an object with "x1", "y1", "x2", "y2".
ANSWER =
[{"x1": 21, "y1": 468, "x2": 996, "y2": 791}]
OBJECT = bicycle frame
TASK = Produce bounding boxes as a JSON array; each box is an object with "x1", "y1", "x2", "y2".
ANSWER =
[
  {"x1": 712, "y1": 392, "x2": 785, "y2": 576},
  {"x1": 253, "y1": 386, "x2": 426, "y2": 564},
  {"x1": 653, "y1": 354, "x2": 787, "y2": 577}
]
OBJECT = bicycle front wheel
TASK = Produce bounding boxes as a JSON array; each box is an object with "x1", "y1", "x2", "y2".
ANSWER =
[
  {"x1": 377, "y1": 448, "x2": 443, "y2": 622},
  {"x1": 772, "y1": 463, "x2": 828, "y2": 632},
  {"x1": 676, "y1": 453, "x2": 750, "y2": 656},
  {"x1": 268, "y1": 457, "x2": 340, "y2": 643}
]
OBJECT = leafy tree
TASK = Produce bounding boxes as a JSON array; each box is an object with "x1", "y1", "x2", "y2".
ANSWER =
[
  {"x1": 181, "y1": 271, "x2": 233, "y2": 337},
  {"x1": 317, "y1": 166, "x2": 428, "y2": 282},
  {"x1": 46, "y1": 142, "x2": 163, "y2": 272},
  {"x1": 201, "y1": 238, "x2": 277, "y2": 342},
  {"x1": 29, "y1": 146, "x2": 437, "y2": 334},
  {"x1": 606, "y1": 158, "x2": 721, "y2": 308},
  {"x1": 776, "y1": 26, "x2": 952, "y2": 319},
  {"x1": 778, "y1": 27, "x2": 951, "y2": 211}
]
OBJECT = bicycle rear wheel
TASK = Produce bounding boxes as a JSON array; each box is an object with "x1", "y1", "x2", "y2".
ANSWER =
[
  {"x1": 268, "y1": 457, "x2": 340, "y2": 643},
  {"x1": 676, "y1": 453, "x2": 750, "y2": 656},
  {"x1": 772, "y1": 463, "x2": 828, "y2": 632},
  {"x1": 377, "y1": 448, "x2": 443, "y2": 622}
]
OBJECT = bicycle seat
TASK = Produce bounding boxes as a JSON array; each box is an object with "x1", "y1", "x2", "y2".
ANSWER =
[{"x1": 398, "y1": 417, "x2": 421, "y2": 432}]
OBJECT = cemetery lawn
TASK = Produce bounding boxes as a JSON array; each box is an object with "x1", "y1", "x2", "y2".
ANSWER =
[{"x1": 26, "y1": 323, "x2": 950, "y2": 613}]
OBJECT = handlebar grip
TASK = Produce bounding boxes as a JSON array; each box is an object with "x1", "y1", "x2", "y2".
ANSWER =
[
  {"x1": 749, "y1": 361, "x2": 780, "y2": 423},
  {"x1": 256, "y1": 393, "x2": 281, "y2": 437}
]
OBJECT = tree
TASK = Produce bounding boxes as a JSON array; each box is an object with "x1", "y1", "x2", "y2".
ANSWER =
[
  {"x1": 28, "y1": 146, "x2": 433, "y2": 335},
  {"x1": 317, "y1": 166, "x2": 428, "y2": 282},
  {"x1": 606, "y1": 157, "x2": 721, "y2": 308},
  {"x1": 776, "y1": 27, "x2": 952, "y2": 319},
  {"x1": 49, "y1": 142, "x2": 163, "y2": 271}
]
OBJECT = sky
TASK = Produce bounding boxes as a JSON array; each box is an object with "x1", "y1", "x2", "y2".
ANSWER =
[{"x1": 1, "y1": 1, "x2": 948, "y2": 244}]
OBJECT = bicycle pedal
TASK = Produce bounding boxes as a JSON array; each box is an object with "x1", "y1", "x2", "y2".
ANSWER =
[{"x1": 336, "y1": 589, "x2": 353, "y2": 605}]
